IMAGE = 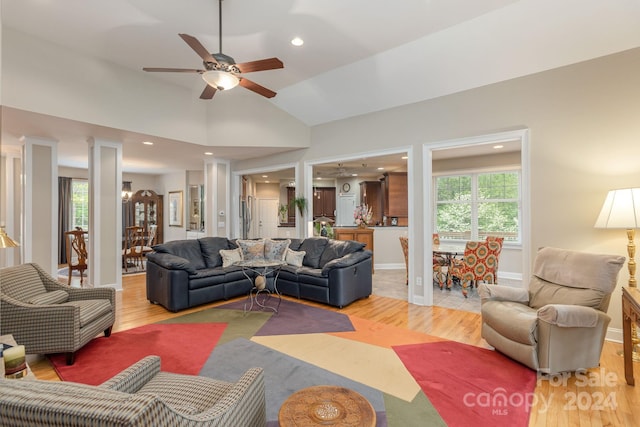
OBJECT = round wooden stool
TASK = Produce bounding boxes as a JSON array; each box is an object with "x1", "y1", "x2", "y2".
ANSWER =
[{"x1": 278, "y1": 385, "x2": 376, "y2": 426}]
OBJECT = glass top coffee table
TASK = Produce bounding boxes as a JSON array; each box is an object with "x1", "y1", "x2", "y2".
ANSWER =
[{"x1": 235, "y1": 260, "x2": 286, "y2": 314}]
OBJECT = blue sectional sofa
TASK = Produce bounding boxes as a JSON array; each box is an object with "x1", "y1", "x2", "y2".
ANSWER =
[{"x1": 145, "y1": 237, "x2": 372, "y2": 312}]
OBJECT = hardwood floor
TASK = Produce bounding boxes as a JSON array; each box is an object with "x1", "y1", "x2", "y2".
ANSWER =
[{"x1": 30, "y1": 274, "x2": 640, "y2": 426}]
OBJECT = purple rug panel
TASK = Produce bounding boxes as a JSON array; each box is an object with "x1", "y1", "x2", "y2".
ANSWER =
[{"x1": 216, "y1": 298, "x2": 355, "y2": 335}]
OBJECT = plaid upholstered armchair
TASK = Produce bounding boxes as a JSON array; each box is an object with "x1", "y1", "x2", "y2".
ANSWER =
[
  {"x1": 0, "y1": 356, "x2": 266, "y2": 427},
  {"x1": 0, "y1": 263, "x2": 115, "y2": 365}
]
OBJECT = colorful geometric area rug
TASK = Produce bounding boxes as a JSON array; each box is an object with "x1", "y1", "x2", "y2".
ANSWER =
[
  {"x1": 49, "y1": 323, "x2": 225, "y2": 385},
  {"x1": 51, "y1": 299, "x2": 536, "y2": 426}
]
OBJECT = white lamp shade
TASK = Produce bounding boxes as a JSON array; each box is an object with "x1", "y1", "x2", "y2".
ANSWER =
[
  {"x1": 594, "y1": 188, "x2": 640, "y2": 229},
  {"x1": 202, "y1": 70, "x2": 240, "y2": 90}
]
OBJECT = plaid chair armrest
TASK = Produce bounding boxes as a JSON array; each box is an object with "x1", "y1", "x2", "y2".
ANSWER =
[
  {"x1": 187, "y1": 368, "x2": 265, "y2": 425},
  {"x1": 67, "y1": 287, "x2": 116, "y2": 306},
  {"x1": 100, "y1": 356, "x2": 161, "y2": 393}
]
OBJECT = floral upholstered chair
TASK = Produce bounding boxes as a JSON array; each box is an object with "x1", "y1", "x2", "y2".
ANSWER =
[{"x1": 448, "y1": 241, "x2": 501, "y2": 297}]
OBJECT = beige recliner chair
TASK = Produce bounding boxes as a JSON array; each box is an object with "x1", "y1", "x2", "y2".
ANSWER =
[{"x1": 479, "y1": 247, "x2": 624, "y2": 374}]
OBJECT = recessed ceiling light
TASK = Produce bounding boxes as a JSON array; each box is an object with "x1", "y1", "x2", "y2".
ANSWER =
[
  {"x1": 493, "y1": 145, "x2": 504, "y2": 149},
  {"x1": 265, "y1": 180, "x2": 270, "y2": 183},
  {"x1": 401, "y1": 156, "x2": 408, "y2": 160},
  {"x1": 142, "y1": 141, "x2": 154, "y2": 145},
  {"x1": 262, "y1": 175, "x2": 268, "y2": 178},
  {"x1": 377, "y1": 167, "x2": 384, "y2": 170},
  {"x1": 204, "y1": 152, "x2": 213, "y2": 156},
  {"x1": 291, "y1": 37, "x2": 304, "y2": 47},
  {"x1": 351, "y1": 173, "x2": 358, "y2": 177}
]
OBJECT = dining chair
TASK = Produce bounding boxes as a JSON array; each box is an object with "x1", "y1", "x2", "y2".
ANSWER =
[
  {"x1": 485, "y1": 236, "x2": 504, "y2": 281},
  {"x1": 64, "y1": 227, "x2": 88, "y2": 286},
  {"x1": 448, "y1": 240, "x2": 500, "y2": 297},
  {"x1": 399, "y1": 236, "x2": 409, "y2": 285},
  {"x1": 123, "y1": 226, "x2": 145, "y2": 272},
  {"x1": 431, "y1": 233, "x2": 448, "y2": 288}
]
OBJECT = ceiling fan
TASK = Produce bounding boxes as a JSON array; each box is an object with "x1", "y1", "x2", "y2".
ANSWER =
[{"x1": 142, "y1": 0, "x2": 284, "y2": 100}]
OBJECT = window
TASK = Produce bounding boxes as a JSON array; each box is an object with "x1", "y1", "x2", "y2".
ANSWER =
[
  {"x1": 435, "y1": 170, "x2": 520, "y2": 242},
  {"x1": 71, "y1": 179, "x2": 89, "y2": 230}
]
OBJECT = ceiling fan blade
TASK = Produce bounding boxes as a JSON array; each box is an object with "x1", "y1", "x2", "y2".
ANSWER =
[
  {"x1": 200, "y1": 85, "x2": 217, "y2": 100},
  {"x1": 235, "y1": 58, "x2": 284, "y2": 74},
  {"x1": 143, "y1": 67, "x2": 204, "y2": 73},
  {"x1": 239, "y1": 78, "x2": 277, "y2": 98},
  {"x1": 179, "y1": 33, "x2": 216, "y2": 64}
]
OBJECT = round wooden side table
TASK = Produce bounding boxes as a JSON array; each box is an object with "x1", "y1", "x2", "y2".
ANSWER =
[{"x1": 279, "y1": 385, "x2": 376, "y2": 426}]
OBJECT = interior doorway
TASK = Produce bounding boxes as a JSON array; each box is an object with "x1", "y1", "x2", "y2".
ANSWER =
[{"x1": 257, "y1": 199, "x2": 279, "y2": 238}]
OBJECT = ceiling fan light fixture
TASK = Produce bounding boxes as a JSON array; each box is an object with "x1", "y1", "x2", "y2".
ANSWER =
[{"x1": 202, "y1": 70, "x2": 239, "y2": 90}]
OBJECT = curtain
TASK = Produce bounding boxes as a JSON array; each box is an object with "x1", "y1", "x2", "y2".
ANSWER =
[{"x1": 58, "y1": 177, "x2": 72, "y2": 264}]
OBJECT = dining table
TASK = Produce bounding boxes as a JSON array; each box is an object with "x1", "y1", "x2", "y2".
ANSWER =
[{"x1": 433, "y1": 242, "x2": 467, "y2": 289}]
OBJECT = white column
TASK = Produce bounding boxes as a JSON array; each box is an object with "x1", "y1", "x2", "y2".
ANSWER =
[
  {"x1": 204, "y1": 159, "x2": 230, "y2": 237},
  {"x1": 20, "y1": 136, "x2": 58, "y2": 275},
  {"x1": 88, "y1": 137, "x2": 122, "y2": 290},
  {"x1": 1, "y1": 152, "x2": 22, "y2": 267}
]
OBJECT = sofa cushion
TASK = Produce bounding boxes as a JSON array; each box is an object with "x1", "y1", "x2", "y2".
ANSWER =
[
  {"x1": 199, "y1": 237, "x2": 232, "y2": 268},
  {"x1": 146, "y1": 253, "x2": 198, "y2": 275},
  {"x1": 28, "y1": 290, "x2": 69, "y2": 305},
  {"x1": 152, "y1": 240, "x2": 207, "y2": 270},
  {"x1": 528, "y1": 276, "x2": 608, "y2": 310},
  {"x1": 287, "y1": 239, "x2": 304, "y2": 251},
  {"x1": 220, "y1": 248, "x2": 243, "y2": 268},
  {"x1": 319, "y1": 239, "x2": 366, "y2": 267},
  {"x1": 285, "y1": 249, "x2": 306, "y2": 267},
  {"x1": 65, "y1": 299, "x2": 113, "y2": 327},
  {"x1": 265, "y1": 239, "x2": 290, "y2": 261},
  {"x1": 298, "y1": 237, "x2": 329, "y2": 269},
  {"x1": 533, "y1": 246, "x2": 624, "y2": 294},
  {"x1": 237, "y1": 239, "x2": 266, "y2": 261}
]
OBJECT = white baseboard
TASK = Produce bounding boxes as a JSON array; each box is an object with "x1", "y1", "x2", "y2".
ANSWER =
[
  {"x1": 374, "y1": 263, "x2": 405, "y2": 270},
  {"x1": 606, "y1": 327, "x2": 622, "y2": 343}
]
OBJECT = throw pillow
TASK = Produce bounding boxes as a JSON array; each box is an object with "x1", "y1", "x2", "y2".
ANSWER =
[
  {"x1": 237, "y1": 239, "x2": 266, "y2": 261},
  {"x1": 28, "y1": 290, "x2": 69, "y2": 305},
  {"x1": 220, "y1": 248, "x2": 243, "y2": 268},
  {"x1": 285, "y1": 249, "x2": 306, "y2": 267},
  {"x1": 265, "y1": 238, "x2": 290, "y2": 261}
]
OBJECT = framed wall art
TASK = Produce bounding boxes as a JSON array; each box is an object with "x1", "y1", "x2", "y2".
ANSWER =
[{"x1": 168, "y1": 191, "x2": 183, "y2": 227}]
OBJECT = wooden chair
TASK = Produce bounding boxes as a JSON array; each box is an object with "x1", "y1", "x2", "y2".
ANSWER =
[
  {"x1": 64, "y1": 227, "x2": 88, "y2": 286},
  {"x1": 399, "y1": 236, "x2": 409, "y2": 285},
  {"x1": 123, "y1": 226, "x2": 145, "y2": 272}
]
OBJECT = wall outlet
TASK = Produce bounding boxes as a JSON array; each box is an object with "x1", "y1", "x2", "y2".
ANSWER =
[{"x1": 416, "y1": 277, "x2": 422, "y2": 287}]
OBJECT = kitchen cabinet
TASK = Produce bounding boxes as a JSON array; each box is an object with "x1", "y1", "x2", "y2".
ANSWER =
[
  {"x1": 382, "y1": 172, "x2": 408, "y2": 226},
  {"x1": 131, "y1": 189, "x2": 163, "y2": 244},
  {"x1": 312, "y1": 187, "x2": 336, "y2": 220},
  {"x1": 359, "y1": 181, "x2": 383, "y2": 226},
  {"x1": 333, "y1": 227, "x2": 374, "y2": 273}
]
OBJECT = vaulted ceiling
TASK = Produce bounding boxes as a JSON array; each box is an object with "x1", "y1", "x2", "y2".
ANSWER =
[{"x1": 2, "y1": 0, "x2": 639, "y2": 171}]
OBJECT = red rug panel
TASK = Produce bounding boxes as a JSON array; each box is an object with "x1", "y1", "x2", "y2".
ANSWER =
[
  {"x1": 394, "y1": 340, "x2": 536, "y2": 427},
  {"x1": 50, "y1": 323, "x2": 226, "y2": 385}
]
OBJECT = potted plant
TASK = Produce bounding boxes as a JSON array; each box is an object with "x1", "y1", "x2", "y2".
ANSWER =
[
  {"x1": 291, "y1": 196, "x2": 308, "y2": 217},
  {"x1": 278, "y1": 204, "x2": 288, "y2": 223}
]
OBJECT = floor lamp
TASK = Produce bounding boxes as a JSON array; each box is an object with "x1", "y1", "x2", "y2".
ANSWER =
[
  {"x1": 595, "y1": 188, "x2": 640, "y2": 360},
  {"x1": 0, "y1": 226, "x2": 20, "y2": 249}
]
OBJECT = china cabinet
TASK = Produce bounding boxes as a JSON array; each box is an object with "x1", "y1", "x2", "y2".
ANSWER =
[{"x1": 131, "y1": 189, "x2": 163, "y2": 244}]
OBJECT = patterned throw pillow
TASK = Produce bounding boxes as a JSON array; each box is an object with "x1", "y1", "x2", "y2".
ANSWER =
[
  {"x1": 220, "y1": 248, "x2": 243, "y2": 268},
  {"x1": 237, "y1": 239, "x2": 266, "y2": 261},
  {"x1": 265, "y1": 239, "x2": 290, "y2": 261},
  {"x1": 285, "y1": 249, "x2": 306, "y2": 267}
]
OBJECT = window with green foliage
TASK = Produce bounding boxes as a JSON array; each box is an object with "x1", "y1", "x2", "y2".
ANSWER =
[
  {"x1": 435, "y1": 170, "x2": 520, "y2": 242},
  {"x1": 72, "y1": 179, "x2": 89, "y2": 230}
]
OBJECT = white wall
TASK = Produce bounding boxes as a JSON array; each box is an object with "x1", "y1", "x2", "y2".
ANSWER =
[{"x1": 235, "y1": 48, "x2": 640, "y2": 331}]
